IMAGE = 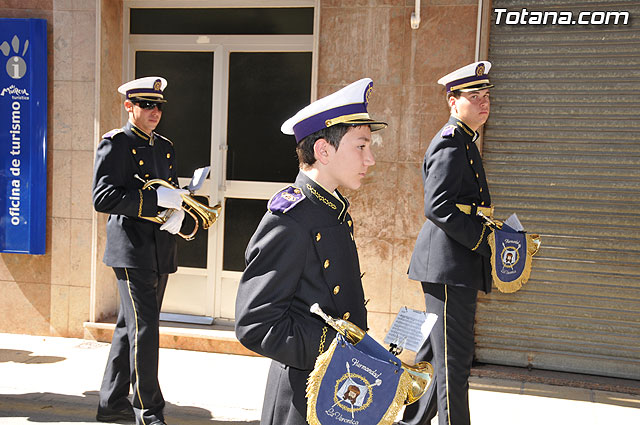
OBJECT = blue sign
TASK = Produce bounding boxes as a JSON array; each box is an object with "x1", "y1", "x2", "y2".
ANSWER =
[{"x1": 0, "y1": 19, "x2": 47, "y2": 254}]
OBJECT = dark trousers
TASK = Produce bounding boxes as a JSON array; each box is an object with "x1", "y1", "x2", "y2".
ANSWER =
[
  {"x1": 98, "y1": 268, "x2": 168, "y2": 425},
  {"x1": 399, "y1": 283, "x2": 478, "y2": 425},
  {"x1": 260, "y1": 361, "x2": 309, "y2": 425}
]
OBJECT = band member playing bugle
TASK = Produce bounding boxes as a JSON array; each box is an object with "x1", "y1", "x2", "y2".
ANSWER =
[{"x1": 93, "y1": 76, "x2": 187, "y2": 425}]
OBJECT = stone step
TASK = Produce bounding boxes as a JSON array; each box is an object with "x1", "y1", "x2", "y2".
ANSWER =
[{"x1": 83, "y1": 321, "x2": 258, "y2": 357}]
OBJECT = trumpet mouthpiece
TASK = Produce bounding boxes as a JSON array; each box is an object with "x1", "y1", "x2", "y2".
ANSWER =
[{"x1": 310, "y1": 303, "x2": 329, "y2": 322}]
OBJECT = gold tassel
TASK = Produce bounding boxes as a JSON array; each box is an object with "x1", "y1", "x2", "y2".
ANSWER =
[
  {"x1": 306, "y1": 338, "x2": 337, "y2": 425},
  {"x1": 379, "y1": 369, "x2": 413, "y2": 424}
]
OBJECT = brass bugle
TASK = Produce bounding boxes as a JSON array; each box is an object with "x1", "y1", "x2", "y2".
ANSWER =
[
  {"x1": 476, "y1": 211, "x2": 541, "y2": 256},
  {"x1": 310, "y1": 303, "x2": 433, "y2": 405},
  {"x1": 137, "y1": 177, "x2": 222, "y2": 241}
]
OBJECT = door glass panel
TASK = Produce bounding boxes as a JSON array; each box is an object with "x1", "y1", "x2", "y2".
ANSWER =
[
  {"x1": 226, "y1": 52, "x2": 311, "y2": 182},
  {"x1": 223, "y1": 198, "x2": 268, "y2": 272},
  {"x1": 176, "y1": 210, "x2": 208, "y2": 269},
  {"x1": 135, "y1": 51, "x2": 213, "y2": 179},
  {"x1": 131, "y1": 8, "x2": 314, "y2": 35},
  {"x1": 136, "y1": 51, "x2": 214, "y2": 269}
]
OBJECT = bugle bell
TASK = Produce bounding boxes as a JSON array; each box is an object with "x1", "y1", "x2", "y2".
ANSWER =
[{"x1": 137, "y1": 177, "x2": 222, "y2": 241}]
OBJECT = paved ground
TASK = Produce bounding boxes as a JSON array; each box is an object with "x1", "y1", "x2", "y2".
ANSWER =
[{"x1": 0, "y1": 333, "x2": 638, "y2": 424}]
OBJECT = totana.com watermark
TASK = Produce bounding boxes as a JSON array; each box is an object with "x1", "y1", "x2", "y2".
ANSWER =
[{"x1": 494, "y1": 8, "x2": 630, "y2": 25}]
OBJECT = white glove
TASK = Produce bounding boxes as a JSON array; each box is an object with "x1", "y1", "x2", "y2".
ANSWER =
[
  {"x1": 159, "y1": 208, "x2": 185, "y2": 234},
  {"x1": 156, "y1": 186, "x2": 187, "y2": 209}
]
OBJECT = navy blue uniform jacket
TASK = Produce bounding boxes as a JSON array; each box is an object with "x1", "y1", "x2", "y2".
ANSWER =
[
  {"x1": 92, "y1": 121, "x2": 179, "y2": 274},
  {"x1": 408, "y1": 116, "x2": 493, "y2": 293},
  {"x1": 235, "y1": 171, "x2": 368, "y2": 425}
]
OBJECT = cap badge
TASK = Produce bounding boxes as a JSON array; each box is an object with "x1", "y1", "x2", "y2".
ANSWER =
[
  {"x1": 475, "y1": 64, "x2": 485, "y2": 76},
  {"x1": 365, "y1": 84, "x2": 373, "y2": 107},
  {"x1": 153, "y1": 79, "x2": 162, "y2": 91}
]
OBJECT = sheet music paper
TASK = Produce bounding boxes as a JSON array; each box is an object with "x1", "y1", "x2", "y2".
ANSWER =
[
  {"x1": 384, "y1": 307, "x2": 438, "y2": 353},
  {"x1": 504, "y1": 213, "x2": 524, "y2": 232},
  {"x1": 188, "y1": 166, "x2": 210, "y2": 192}
]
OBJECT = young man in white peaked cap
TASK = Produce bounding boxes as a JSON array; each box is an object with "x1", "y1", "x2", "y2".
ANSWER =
[
  {"x1": 235, "y1": 78, "x2": 387, "y2": 425},
  {"x1": 398, "y1": 62, "x2": 495, "y2": 425}
]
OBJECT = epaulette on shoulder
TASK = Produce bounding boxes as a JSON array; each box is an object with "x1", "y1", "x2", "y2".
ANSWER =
[
  {"x1": 153, "y1": 132, "x2": 173, "y2": 146},
  {"x1": 267, "y1": 185, "x2": 305, "y2": 214},
  {"x1": 441, "y1": 125, "x2": 456, "y2": 138},
  {"x1": 102, "y1": 128, "x2": 124, "y2": 139}
]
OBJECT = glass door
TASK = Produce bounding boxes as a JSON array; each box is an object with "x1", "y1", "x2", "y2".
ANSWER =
[{"x1": 125, "y1": 2, "x2": 316, "y2": 324}]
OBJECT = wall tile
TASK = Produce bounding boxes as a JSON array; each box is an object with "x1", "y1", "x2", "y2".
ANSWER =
[
  {"x1": 73, "y1": 0, "x2": 95, "y2": 10},
  {"x1": 51, "y1": 216, "x2": 71, "y2": 286},
  {"x1": 0, "y1": 251, "x2": 51, "y2": 284},
  {"x1": 368, "y1": 84, "x2": 402, "y2": 163},
  {"x1": 94, "y1": 259, "x2": 119, "y2": 322},
  {"x1": 70, "y1": 150, "x2": 94, "y2": 219},
  {"x1": 72, "y1": 9, "x2": 96, "y2": 81},
  {"x1": 345, "y1": 162, "x2": 397, "y2": 239},
  {"x1": 70, "y1": 218, "x2": 92, "y2": 287},
  {"x1": 401, "y1": 5, "x2": 477, "y2": 86},
  {"x1": 98, "y1": 0, "x2": 124, "y2": 143},
  {"x1": 390, "y1": 238, "x2": 425, "y2": 313},
  {"x1": 53, "y1": 10, "x2": 73, "y2": 81},
  {"x1": 68, "y1": 285, "x2": 90, "y2": 338},
  {"x1": 72, "y1": 80, "x2": 96, "y2": 151},
  {"x1": 318, "y1": 6, "x2": 405, "y2": 86},
  {"x1": 366, "y1": 311, "x2": 393, "y2": 345},
  {"x1": 322, "y1": 1, "x2": 407, "y2": 11},
  {"x1": 393, "y1": 161, "x2": 424, "y2": 239},
  {"x1": 398, "y1": 110, "x2": 450, "y2": 163},
  {"x1": 0, "y1": 257, "x2": 12, "y2": 282},
  {"x1": 422, "y1": 0, "x2": 477, "y2": 5},
  {"x1": 0, "y1": 281, "x2": 50, "y2": 334},
  {"x1": 52, "y1": 80, "x2": 73, "y2": 149},
  {"x1": 54, "y1": 0, "x2": 73, "y2": 10},
  {"x1": 318, "y1": 7, "x2": 369, "y2": 84},
  {"x1": 357, "y1": 236, "x2": 393, "y2": 314},
  {"x1": 49, "y1": 284, "x2": 69, "y2": 336},
  {"x1": 368, "y1": 6, "x2": 405, "y2": 86},
  {"x1": 0, "y1": 1, "x2": 53, "y2": 9},
  {"x1": 50, "y1": 150, "x2": 72, "y2": 218}
]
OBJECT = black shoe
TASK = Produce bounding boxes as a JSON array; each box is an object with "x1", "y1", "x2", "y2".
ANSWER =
[
  {"x1": 96, "y1": 406, "x2": 135, "y2": 423},
  {"x1": 149, "y1": 421, "x2": 167, "y2": 425}
]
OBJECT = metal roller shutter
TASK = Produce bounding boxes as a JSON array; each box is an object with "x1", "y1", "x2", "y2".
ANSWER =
[{"x1": 476, "y1": 0, "x2": 640, "y2": 379}]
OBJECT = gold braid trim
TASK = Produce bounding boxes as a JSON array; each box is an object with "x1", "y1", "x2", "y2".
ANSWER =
[
  {"x1": 137, "y1": 189, "x2": 143, "y2": 217},
  {"x1": 307, "y1": 184, "x2": 337, "y2": 210},
  {"x1": 488, "y1": 231, "x2": 538, "y2": 293},
  {"x1": 318, "y1": 326, "x2": 328, "y2": 355},
  {"x1": 471, "y1": 224, "x2": 488, "y2": 251}
]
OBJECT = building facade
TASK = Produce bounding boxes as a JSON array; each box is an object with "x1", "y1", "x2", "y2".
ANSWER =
[{"x1": 0, "y1": 0, "x2": 638, "y2": 380}]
